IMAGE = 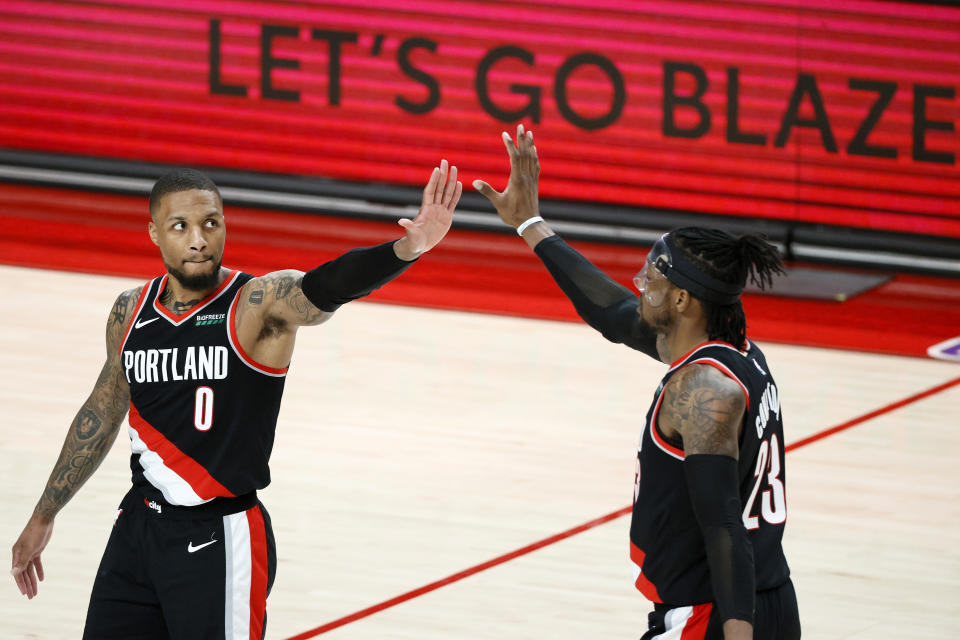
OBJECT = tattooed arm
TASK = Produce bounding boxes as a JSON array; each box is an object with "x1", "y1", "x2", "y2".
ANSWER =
[
  {"x1": 10, "y1": 287, "x2": 139, "y2": 599},
  {"x1": 658, "y1": 364, "x2": 745, "y2": 456},
  {"x1": 232, "y1": 160, "x2": 460, "y2": 369},
  {"x1": 659, "y1": 364, "x2": 754, "y2": 640},
  {"x1": 232, "y1": 270, "x2": 331, "y2": 371}
]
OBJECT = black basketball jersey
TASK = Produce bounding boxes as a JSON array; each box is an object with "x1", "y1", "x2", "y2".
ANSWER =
[
  {"x1": 629, "y1": 340, "x2": 790, "y2": 606},
  {"x1": 118, "y1": 271, "x2": 287, "y2": 506}
]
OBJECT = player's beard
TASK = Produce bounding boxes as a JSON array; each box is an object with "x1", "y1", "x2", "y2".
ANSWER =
[
  {"x1": 166, "y1": 258, "x2": 223, "y2": 291},
  {"x1": 637, "y1": 298, "x2": 672, "y2": 336}
]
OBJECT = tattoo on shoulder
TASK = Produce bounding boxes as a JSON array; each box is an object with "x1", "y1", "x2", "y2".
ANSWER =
[
  {"x1": 109, "y1": 288, "x2": 139, "y2": 329},
  {"x1": 252, "y1": 272, "x2": 327, "y2": 326},
  {"x1": 661, "y1": 365, "x2": 745, "y2": 456},
  {"x1": 289, "y1": 275, "x2": 325, "y2": 325},
  {"x1": 275, "y1": 276, "x2": 293, "y2": 300}
]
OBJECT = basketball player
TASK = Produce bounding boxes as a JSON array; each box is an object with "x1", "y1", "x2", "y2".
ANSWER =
[
  {"x1": 474, "y1": 126, "x2": 800, "y2": 640},
  {"x1": 11, "y1": 162, "x2": 462, "y2": 638}
]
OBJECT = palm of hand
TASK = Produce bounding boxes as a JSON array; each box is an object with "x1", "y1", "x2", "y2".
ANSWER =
[
  {"x1": 399, "y1": 158, "x2": 460, "y2": 257},
  {"x1": 407, "y1": 202, "x2": 453, "y2": 254}
]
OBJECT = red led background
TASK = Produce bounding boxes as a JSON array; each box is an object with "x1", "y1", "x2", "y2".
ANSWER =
[{"x1": 0, "y1": 0, "x2": 957, "y2": 236}]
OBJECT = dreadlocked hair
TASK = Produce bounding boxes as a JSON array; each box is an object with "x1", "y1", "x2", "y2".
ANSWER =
[
  {"x1": 671, "y1": 227, "x2": 785, "y2": 349},
  {"x1": 149, "y1": 168, "x2": 222, "y2": 218}
]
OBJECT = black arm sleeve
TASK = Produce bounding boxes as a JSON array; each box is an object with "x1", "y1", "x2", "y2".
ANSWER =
[
  {"x1": 684, "y1": 454, "x2": 756, "y2": 624},
  {"x1": 533, "y1": 235, "x2": 659, "y2": 360},
  {"x1": 300, "y1": 241, "x2": 415, "y2": 312}
]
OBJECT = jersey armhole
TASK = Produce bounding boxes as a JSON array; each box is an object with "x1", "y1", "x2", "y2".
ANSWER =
[
  {"x1": 650, "y1": 392, "x2": 685, "y2": 460},
  {"x1": 117, "y1": 280, "x2": 153, "y2": 355},
  {"x1": 227, "y1": 289, "x2": 289, "y2": 377}
]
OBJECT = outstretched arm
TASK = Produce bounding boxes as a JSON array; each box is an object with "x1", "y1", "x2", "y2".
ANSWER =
[
  {"x1": 233, "y1": 160, "x2": 461, "y2": 367},
  {"x1": 474, "y1": 125, "x2": 658, "y2": 360},
  {"x1": 11, "y1": 287, "x2": 138, "y2": 599},
  {"x1": 534, "y1": 237, "x2": 659, "y2": 359},
  {"x1": 659, "y1": 364, "x2": 754, "y2": 640}
]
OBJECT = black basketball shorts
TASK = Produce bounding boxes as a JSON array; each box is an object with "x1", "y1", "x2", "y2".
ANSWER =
[
  {"x1": 82, "y1": 487, "x2": 277, "y2": 640},
  {"x1": 639, "y1": 578, "x2": 801, "y2": 640}
]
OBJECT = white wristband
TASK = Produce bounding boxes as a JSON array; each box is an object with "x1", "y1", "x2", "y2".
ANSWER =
[{"x1": 516, "y1": 216, "x2": 544, "y2": 235}]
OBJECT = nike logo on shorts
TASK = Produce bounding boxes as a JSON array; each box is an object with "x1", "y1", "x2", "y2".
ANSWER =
[
  {"x1": 135, "y1": 317, "x2": 159, "y2": 329},
  {"x1": 187, "y1": 539, "x2": 218, "y2": 553}
]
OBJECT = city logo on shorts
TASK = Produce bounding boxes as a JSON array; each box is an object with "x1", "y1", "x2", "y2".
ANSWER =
[
  {"x1": 144, "y1": 498, "x2": 162, "y2": 514},
  {"x1": 196, "y1": 313, "x2": 226, "y2": 326},
  {"x1": 928, "y1": 336, "x2": 960, "y2": 362}
]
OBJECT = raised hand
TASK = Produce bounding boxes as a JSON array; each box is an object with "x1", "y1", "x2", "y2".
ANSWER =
[
  {"x1": 394, "y1": 159, "x2": 461, "y2": 260},
  {"x1": 11, "y1": 514, "x2": 53, "y2": 599},
  {"x1": 473, "y1": 124, "x2": 541, "y2": 230}
]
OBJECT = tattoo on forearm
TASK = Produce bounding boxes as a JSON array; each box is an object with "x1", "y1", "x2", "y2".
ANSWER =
[
  {"x1": 35, "y1": 401, "x2": 122, "y2": 518},
  {"x1": 37, "y1": 443, "x2": 109, "y2": 518},
  {"x1": 51, "y1": 453, "x2": 95, "y2": 486},
  {"x1": 35, "y1": 316, "x2": 131, "y2": 518},
  {"x1": 76, "y1": 408, "x2": 102, "y2": 440}
]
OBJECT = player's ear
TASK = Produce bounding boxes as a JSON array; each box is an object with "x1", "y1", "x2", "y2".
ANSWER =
[
  {"x1": 148, "y1": 220, "x2": 159, "y2": 247},
  {"x1": 674, "y1": 288, "x2": 693, "y2": 313}
]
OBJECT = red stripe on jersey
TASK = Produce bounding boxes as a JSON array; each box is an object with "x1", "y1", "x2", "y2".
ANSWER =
[
  {"x1": 227, "y1": 292, "x2": 289, "y2": 375},
  {"x1": 679, "y1": 602, "x2": 714, "y2": 640},
  {"x1": 629, "y1": 541, "x2": 663, "y2": 603},
  {"x1": 688, "y1": 358, "x2": 751, "y2": 410},
  {"x1": 153, "y1": 271, "x2": 239, "y2": 324},
  {"x1": 128, "y1": 404, "x2": 234, "y2": 500},
  {"x1": 118, "y1": 280, "x2": 152, "y2": 355},
  {"x1": 247, "y1": 506, "x2": 269, "y2": 640},
  {"x1": 649, "y1": 391, "x2": 685, "y2": 460}
]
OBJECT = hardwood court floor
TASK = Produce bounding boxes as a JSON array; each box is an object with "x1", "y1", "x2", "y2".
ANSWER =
[{"x1": 1, "y1": 265, "x2": 958, "y2": 639}]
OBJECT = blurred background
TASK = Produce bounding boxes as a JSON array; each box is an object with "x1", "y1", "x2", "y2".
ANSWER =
[
  {"x1": 0, "y1": 0, "x2": 958, "y2": 359},
  {"x1": 1, "y1": 2, "x2": 959, "y2": 639}
]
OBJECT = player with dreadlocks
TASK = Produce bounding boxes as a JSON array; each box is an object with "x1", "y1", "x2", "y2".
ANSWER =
[{"x1": 475, "y1": 125, "x2": 801, "y2": 640}]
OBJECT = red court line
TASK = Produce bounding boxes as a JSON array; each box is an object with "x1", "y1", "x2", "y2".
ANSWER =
[
  {"x1": 286, "y1": 374, "x2": 960, "y2": 640},
  {"x1": 784, "y1": 375, "x2": 960, "y2": 452},
  {"x1": 284, "y1": 507, "x2": 632, "y2": 640}
]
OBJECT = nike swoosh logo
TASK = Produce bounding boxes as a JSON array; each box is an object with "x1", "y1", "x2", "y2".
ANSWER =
[
  {"x1": 135, "y1": 317, "x2": 159, "y2": 329},
  {"x1": 187, "y1": 539, "x2": 218, "y2": 553}
]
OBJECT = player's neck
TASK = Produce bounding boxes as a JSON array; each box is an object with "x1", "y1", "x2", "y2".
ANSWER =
[
  {"x1": 161, "y1": 268, "x2": 229, "y2": 312},
  {"x1": 660, "y1": 321, "x2": 709, "y2": 366}
]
